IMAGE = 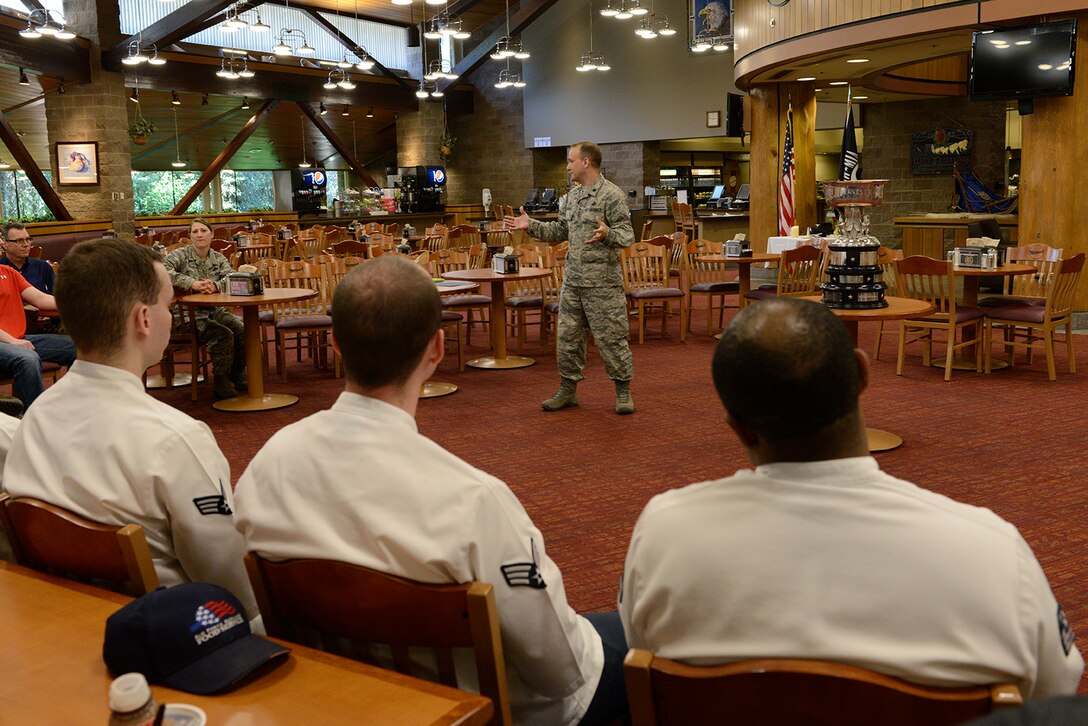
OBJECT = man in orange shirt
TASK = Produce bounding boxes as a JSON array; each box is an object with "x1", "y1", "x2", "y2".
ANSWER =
[{"x1": 0, "y1": 263, "x2": 75, "y2": 407}]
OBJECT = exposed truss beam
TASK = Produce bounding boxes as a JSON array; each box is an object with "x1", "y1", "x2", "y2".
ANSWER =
[
  {"x1": 107, "y1": 0, "x2": 234, "y2": 67},
  {"x1": 300, "y1": 7, "x2": 410, "y2": 89},
  {"x1": 297, "y1": 101, "x2": 379, "y2": 186},
  {"x1": 170, "y1": 99, "x2": 278, "y2": 215},
  {"x1": 132, "y1": 104, "x2": 251, "y2": 162},
  {"x1": 0, "y1": 109, "x2": 71, "y2": 221}
]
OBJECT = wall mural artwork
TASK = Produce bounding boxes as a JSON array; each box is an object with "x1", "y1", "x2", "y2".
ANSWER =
[{"x1": 910, "y1": 128, "x2": 973, "y2": 175}]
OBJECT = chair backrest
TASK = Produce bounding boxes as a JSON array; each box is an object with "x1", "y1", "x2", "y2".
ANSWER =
[
  {"x1": 624, "y1": 650, "x2": 1022, "y2": 726},
  {"x1": 1005, "y1": 243, "x2": 1063, "y2": 297},
  {"x1": 684, "y1": 238, "x2": 728, "y2": 286},
  {"x1": 432, "y1": 248, "x2": 470, "y2": 275},
  {"x1": 246, "y1": 553, "x2": 512, "y2": 725},
  {"x1": 1042, "y1": 252, "x2": 1085, "y2": 321},
  {"x1": 267, "y1": 261, "x2": 330, "y2": 317},
  {"x1": 640, "y1": 220, "x2": 654, "y2": 241},
  {"x1": 895, "y1": 255, "x2": 957, "y2": 315},
  {"x1": 876, "y1": 246, "x2": 904, "y2": 295},
  {"x1": 466, "y1": 243, "x2": 489, "y2": 269},
  {"x1": 453, "y1": 224, "x2": 482, "y2": 248},
  {"x1": 776, "y1": 244, "x2": 823, "y2": 296},
  {"x1": 328, "y1": 239, "x2": 370, "y2": 258},
  {"x1": 0, "y1": 492, "x2": 159, "y2": 596},
  {"x1": 622, "y1": 241, "x2": 670, "y2": 292},
  {"x1": 363, "y1": 222, "x2": 385, "y2": 234}
]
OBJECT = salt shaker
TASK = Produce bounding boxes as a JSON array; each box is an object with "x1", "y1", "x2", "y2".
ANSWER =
[{"x1": 108, "y1": 672, "x2": 159, "y2": 726}]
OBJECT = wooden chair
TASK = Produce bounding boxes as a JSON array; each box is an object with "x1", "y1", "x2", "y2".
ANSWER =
[
  {"x1": 432, "y1": 249, "x2": 491, "y2": 344},
  {"x1": 744, "y1": 244, "x2": 823, "y2": 302},
  {"x1": 639, "y1": 219, "x2": 654, "y2": 241},
  {"x1": 895, "y1": 255, "x2": 983, "y2": 381},
  {"x1": 505, "y1": 247, "x2": 548, "y2": 353},
  {"x1": 979, "y1": 242, "x2": 1063, "y2": 309},
  {"x1": 621, "y1": 239, "x2": 686, "y2": 344},
  {"x1": 453, "y1": 224, "x2": 482, "y2": 249},
  {"x1": 245, "y1": 553, "x2": 512, "y2": 726},
  {"x1": 542, "y1": 244, "x2": 568, "y2": 347},
  {"x1": 367, "y1": 233, "x2": 397, "y2": 258},
  {"x1": 266, "y1": 260, "x2": 333, "y2": 382},
  {"x1": 872, "y1": 246, "x2": 905, "y2": 360},
  {"x1": 683, "y1": 238, "x2": 738, "y2": 335},
  {"x1": 624, "y1": 650, "x2": 1022, "y2": 726},
  {"x1": 983, "y1": 252, "x2": 1084, "y2": 380},
  {"x1": 149, "y1": 300, "x2": 210, "y2": 401},
  {"x1": 363, "y1": 221, "x2": 385, "y2": 235},
  {"x1": 671, "y1": 202, "x2": 697, "y2": 243},
  {"x1": 441, "y1": 310, "x2": 466, "y2": 371},
  {"x1": 327, "y1": 239, "x2": 370, "y2": 258},
  {"x1": 0, "y1": 492, "x2": 159, "y2": 597},
  {"x1": 466, "y1": 243, "x2": 489, "y2": 270}
]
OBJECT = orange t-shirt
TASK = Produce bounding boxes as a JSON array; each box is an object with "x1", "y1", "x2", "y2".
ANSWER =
[{"x1": 0, "y1": 266, "x2": 30, "y2": 339}]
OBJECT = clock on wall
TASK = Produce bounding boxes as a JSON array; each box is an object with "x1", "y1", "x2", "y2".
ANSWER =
[{"x1": 768, "y1": 0, "x2": 790, "y2": 6}]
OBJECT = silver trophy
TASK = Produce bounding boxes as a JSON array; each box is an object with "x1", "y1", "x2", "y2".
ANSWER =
[{"x1": 821, "y1": 179, "x2": 889, "y2": 309}]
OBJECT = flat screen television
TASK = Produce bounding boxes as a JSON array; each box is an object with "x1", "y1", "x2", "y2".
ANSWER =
[
  {"x1": 970, "y1": 20, "x2": 1077, "y2": 108},
  {"x1": 709, "y1": 185, "x2": 726, "y2": 201}
]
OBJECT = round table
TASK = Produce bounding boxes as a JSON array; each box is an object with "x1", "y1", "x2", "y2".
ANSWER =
[
  {"x1": 421, "y1": 280, "x2": 481, "y2": 399},
  {"x1": 801, "y1": 295, "x2": 935, "y2": 452},
  {"x1": 696, "y1": 252, "x2": 781, "y2": 309},
  {"x1": 943, "y1": 263, "x2": 1036, "y2": 371},
  {"x1": 440, "y1": 268, "x2": 552, "y2": 369},
  {"x1": 179, "y1": 288, "x2": 317, "y2": 412}
]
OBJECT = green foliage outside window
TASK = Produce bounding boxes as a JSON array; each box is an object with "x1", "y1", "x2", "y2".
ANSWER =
[
  {"x1": 221, "y1": 170, "x2": 274, "y2": 213},
  {"x1": 132, "y1": 171, "x2": 203, "y2": 216},
  {"x1": 0, "y1": 171, "x2": 56, "y2": 222}
]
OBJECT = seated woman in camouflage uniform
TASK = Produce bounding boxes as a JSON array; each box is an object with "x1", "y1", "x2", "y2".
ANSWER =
[{"x1": 164, "y1": 219, "x2": 246, "y2": 399}]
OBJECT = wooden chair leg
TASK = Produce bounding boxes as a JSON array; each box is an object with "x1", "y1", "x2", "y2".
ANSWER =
[
  {"x1": 873, "y1": 321, "x2": 884, "y2": 360},
  {"x1": 896, "y1": 322, "x2": 907, "y2": 376},
  {"x1": 1067, "y1": 322, "x2": 1077, "y2": 373},
  {"x1": 1044, "y1": 327, "x2": 1057, "y2": 381},
  {"x1": 679, "y1": 298, "x2": 686, "y2": 342}
]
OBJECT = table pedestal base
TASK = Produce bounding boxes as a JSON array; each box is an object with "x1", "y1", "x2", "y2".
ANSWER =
[
  {"x1": 420, "y1": 381, "x2": 458, "y2": 398},
  {"x1": 867, "y1": 427, "x2": 903, "y2": 452},
  {"x1": 214, "y1": 392, "x2": 299, "y2": 412},
  {"x1": 468, "y1": 355, "x2": 535, "y2": 369},
  {"x1": 145, "y1": 373, "x2": 202, "y2": 389},
  {"x1": 932, "y1": 356, "x2": 1007, "y2": 371}
]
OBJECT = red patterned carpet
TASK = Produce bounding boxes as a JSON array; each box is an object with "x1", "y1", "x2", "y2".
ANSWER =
[{"x1": 150, "y1": 309, "x2": 1088, "y2": 691}]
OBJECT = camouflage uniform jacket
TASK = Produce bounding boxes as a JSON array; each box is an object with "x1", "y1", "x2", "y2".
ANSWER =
[
  {"x1": 164, "y1": 245, "x2": 233, "y2": 321},
  {"x1": 527, "y1": 175, "x2": 633, "y2": 288}
]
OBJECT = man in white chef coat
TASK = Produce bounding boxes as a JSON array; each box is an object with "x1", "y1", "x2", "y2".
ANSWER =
[
  {"x1": 234, "y1": 256, "x2": 628, "y2": 725},
  {"x1": 2, "y1": 238, "x2": 256, "y2": 619},
  {"x1": 620, "y1": 297, "x2": 1083, "y2": 701}
]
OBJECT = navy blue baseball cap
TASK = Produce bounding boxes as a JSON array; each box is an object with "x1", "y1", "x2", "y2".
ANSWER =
[{"x1": 103, "y1": 583, "x2": 290, "y2": 694}]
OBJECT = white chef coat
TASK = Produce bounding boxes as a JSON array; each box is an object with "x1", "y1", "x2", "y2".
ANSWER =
[
  {"x1": 2, "y1": 360, "x2": 256, "y2": 618},
  {"x1": 234, "y1": 392, "x2": 603, "y2": 726},
  {"x1": 619, "y1": 456, "x2": 1083, "y2": 700},
  {"x1": 0, "y1": 411, "x2": 19, "y2": 561}
]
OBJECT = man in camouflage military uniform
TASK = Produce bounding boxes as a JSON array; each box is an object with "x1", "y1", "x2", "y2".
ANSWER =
[
  {"x1": 163, "y1": 225, "x2": 245, "y2": 399},
  {"x1": 506, "y1": 141, "x2": 635, "y2": 414}
]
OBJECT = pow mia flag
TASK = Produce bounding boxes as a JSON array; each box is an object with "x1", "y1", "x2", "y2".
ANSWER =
[
  {"x1": 501, "y1": 539, "x2": 547, "y2": 589},
  {"x1": 193, "y1": 479, "x2": 233, "y2": 516},
  {"x1": 840, "y1": 98, "x2": 860, "y2": 181}
]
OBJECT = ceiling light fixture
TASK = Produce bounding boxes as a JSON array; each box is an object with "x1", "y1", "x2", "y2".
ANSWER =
[
  {"x1": 17, "y1": 68, "x2": 28, "y2": 86},
  {"x1": 202, "y1": 92, "x2": 209, "y2": 106},
  {"x1": 576, "y1": 0, "x2": 609, "y2": 72},
  {"x1": 129, "y1": 86, "x2": 140, "y2": 103},
  {"x1": 298, "y1": 114, "x2": 311, "y2": 168},
  {"x1": 20, "y1": 8, "x2": 74, "y2": 40},
  {"x1": 171, "y1": 107, "x2": 187, "y2": 168},
  {"x1": 491, "y1": 0, "x2": 529, "y2": 61},
  {"x1": 494, "y1": 59, "x2": 525, "y2": 89},
  {"x1": 171, "y1": 90, "x2": 181, "y2": 105},
  {"x1": 319, "y1": 102, "x2": 328, "y2": 116},
  {"x1": 342, "y1": 105, "x2": 350, "y2": 116},
  {"x1": 0, "y1": 158, "x2": 10, "y2": 169},
  {"x1": 241, "y1": 97, "x2": 250, "y2": 109},
  {"x1": 57, "y1": 79, "x2": 65, "y2": 94},
  {"x1": 366, "y1": 107, "x2": 374, "y2": 118}
]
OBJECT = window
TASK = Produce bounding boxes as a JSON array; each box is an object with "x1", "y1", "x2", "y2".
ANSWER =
[
  {"x1": 221, "y1": 170, "x2": 274, "y2": 213},
  {"x1": 0, "y1": 171, "x2": 55, "y2": 222},
  {"x1": 131, "y1": 171, "x2": 203, "y2": 216}
]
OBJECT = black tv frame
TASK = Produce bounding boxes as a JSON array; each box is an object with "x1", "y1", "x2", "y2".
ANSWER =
[{"x1": 969, "y1": 19, "x2": 1077, "y2": 115}]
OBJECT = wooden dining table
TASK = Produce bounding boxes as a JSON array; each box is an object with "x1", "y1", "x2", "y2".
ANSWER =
[
  {"x1": 695, "y1": 252, "x2": 781, "y2": 308},
  {"x1": 801, "y1": 295, "x2": 935, "y2": 452},
  {"x1": 440, "y1": 267, "x2": 552, "y2": 369},
  {"x1": 0, "y1": 562, "x2": 492, "y2": 725},
  {"x1": 942, "y1": 262, "x2": 1037, "y2": 371},
  {"x1": 422, "y1": 280, "x2": 481, "y2": 398},
  {"x1": 179, "y1": 288, "x2": 317, "y2": 412}
]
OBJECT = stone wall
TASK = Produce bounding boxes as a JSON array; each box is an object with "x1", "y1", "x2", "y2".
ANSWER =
[{"x1": 862, "y1": 96, "x2": 1007, "y2": 248}]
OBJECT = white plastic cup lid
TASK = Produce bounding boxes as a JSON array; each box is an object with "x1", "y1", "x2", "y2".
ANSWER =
[{"x1": 108, "y1": 672, "x2": 151, "y2": 713}]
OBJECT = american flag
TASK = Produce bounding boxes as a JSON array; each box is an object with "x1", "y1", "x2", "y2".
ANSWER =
[{"x1": 778, "y1": 102, "x2": 796, "y2": 236}]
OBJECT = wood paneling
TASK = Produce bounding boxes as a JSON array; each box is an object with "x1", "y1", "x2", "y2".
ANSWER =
[
  {"x1": 748, "y1": 83, "x2": 816, "y2": 253},
  {"x1": 1019, "y1": 11, "x2": 1088, "y2": 310}
]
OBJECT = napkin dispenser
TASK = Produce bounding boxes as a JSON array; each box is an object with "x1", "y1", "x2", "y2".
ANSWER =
[
  {"x1": 232, "y1": 233, "x2": 251, "y2": 248},
  {"x1": 492, "y1": 253, "x2": 520, "y2": 274},
  {"x1": 276, "y1": 226, "x2": 292, "y2": 240},
  {"x1": 724, "y1": 240, "x2": 752, "y2": 257},
  {"x1": 227, "y1": 272, "x2": 264, "y2": 296},
  {"x1": 952, "y1": 246, "x2": 984, "y2": 268}
]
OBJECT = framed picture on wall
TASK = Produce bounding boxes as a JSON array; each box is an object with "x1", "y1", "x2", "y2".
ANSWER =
[
  {"x1": 706, "y1": 110, "x2": 721, "y2": 128},
  {"x1": 56, "y1": 141, "x2": 99, "y2": 186},
  {"x1": 690, "y1": 0, "x2": 732, "y2": 49}
]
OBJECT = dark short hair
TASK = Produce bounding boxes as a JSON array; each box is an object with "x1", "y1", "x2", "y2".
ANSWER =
[
  {"x1": 2, "y1": 222, "x2": 26, "y2": 240},
  {"x1": 571, "y1": 141, "x2": 602, "y2": 169},
  {"x1": 56, "y1": 239, "x2": 163, "y2": 357},
  {"x1": 332, "y1": 256, "x2": 441, "y2": 388},
  {"x1": 712, "y1": 298, "x2": 860, "y2": 440}
]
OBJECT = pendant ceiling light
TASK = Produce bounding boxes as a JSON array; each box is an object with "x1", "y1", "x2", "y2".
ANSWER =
[
  {"x1": 298, "y1": 115, "x2": 311, "y2": 168},
  {"x1": 576, "y1": 0, "x2": 609, "y2": 72},
  {"x1": 273, "y1": 0, "x2": 314, "y2": 56},
  {"x1": 491, "y1": 0, "x2": 529, "y2": 60},
  {"x1": 171, "y1": 108, "x2": 187, "y2": 168}
]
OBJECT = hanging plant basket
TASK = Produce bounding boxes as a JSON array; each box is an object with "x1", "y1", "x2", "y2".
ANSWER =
[
  {"x1": 128, "y1": 115, "x2": 156, "y2": 145},
  {"x1": 439, "y1": 129, "x2": 456, "y2": 161}
]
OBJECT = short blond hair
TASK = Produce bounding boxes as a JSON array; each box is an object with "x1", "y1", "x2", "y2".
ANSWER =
[{"x1": 571, "y1": 141, "x2": 602, "y2": 169}]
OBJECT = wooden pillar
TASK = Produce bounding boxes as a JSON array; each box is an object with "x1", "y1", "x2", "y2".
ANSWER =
[
  {"x1": 748, "y1": 82, "x2": 816, "y2": 252},
  {"x1": 1019, "y1": 11, "x2": 1088, "y2": 311}
]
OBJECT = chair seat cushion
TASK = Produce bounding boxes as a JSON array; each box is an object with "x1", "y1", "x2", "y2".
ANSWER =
[
  {"x1": 918, "y1": 306, "x2": 984, "y2": 324},
  {"x1": 985, "y1": 304, "x2": 1047, "y2": 324},
  {"x1": 441, "y1": 310, "x2": 463, "y2": 322},
  {"x1": 442, "y1": 295, "x2": 491, "y2": 307},
  {"x1": 627, "y1": 288, "x2": 684, "y2": 300},
  {"x1": 545, "y1": 301, "x2": 560, "y2": 314},
  {"x1": 259, "y1": 309, "x2": 274, "y2": 323},
  {"x1": 744, "y1": 289, "x2": 779, "y2": 301},
  {"x1": 505, "y1": 296, "x2": 544, "y2": 307},
  {"x1": 978, "y1": 295, "x2": 1045, "y2": 308},
  {"x1": 691, "y1": 281, "x2": 739, "y2": 293},
  {"x1": 275, "y1": 314, "x2": 333, "y2": 330}
]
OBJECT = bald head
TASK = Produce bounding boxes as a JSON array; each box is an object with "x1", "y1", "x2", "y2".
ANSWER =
[
  {"x1": 712, "y1": 299, "x2": 862, "y2": 442},
  {"x1": 332, "y1": 255, "x2": 442, "y2": 389}
]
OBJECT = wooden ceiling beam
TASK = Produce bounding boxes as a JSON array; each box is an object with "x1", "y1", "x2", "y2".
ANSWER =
[
  {"x1": 0, "y1": 109, "x2": 71, "y2": 221},
  {"x1": 170, "y1": 98, "x2": 279, "y2": 215},
  {"x1": 299, "y1": 7, "x2": 410, "y2": 89},
  {"x1": 0, "y1": 16, "x2": 91, "y2": 83},
  {"x1": 297, "y1": 100, "x2": 379, "y2": 186},
  {"x1": 260, "y1": 0, "x2": 412, "y2": 29},
  {"x1": 101, "y1": 49, "x2": 450, "y2": 112},
  {"x1": 106, "y1": 0, "x2": 235, "y2": 66},
  {"x1": 439, "y1": 0, "x2": 558, "y2": 92},
  {"x1": 132, "y1": 105, "x2": 250, "y2": 162}
]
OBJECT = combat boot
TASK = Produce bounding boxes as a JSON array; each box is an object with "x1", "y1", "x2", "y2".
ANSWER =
[
  {"x1": 541, "y1": 379, "x2": 579, "y2": 411},
  {"x1": 230, "y1": 365, "x2": 249, "y2": 392},
  {"x1": 614, "y1": 380, "x2": 635, "y2": 415},
  {"x1": 213, "y1": 377, "x2": 238, "y2": 400}
]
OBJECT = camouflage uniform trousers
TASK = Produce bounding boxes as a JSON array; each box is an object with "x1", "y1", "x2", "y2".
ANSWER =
[
  {"x1": 556, "y1": 284, "x2": 633, "y2": 383},
  {"x1": 182, "y1": 307, "x2": 245, "y2": 379}
]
